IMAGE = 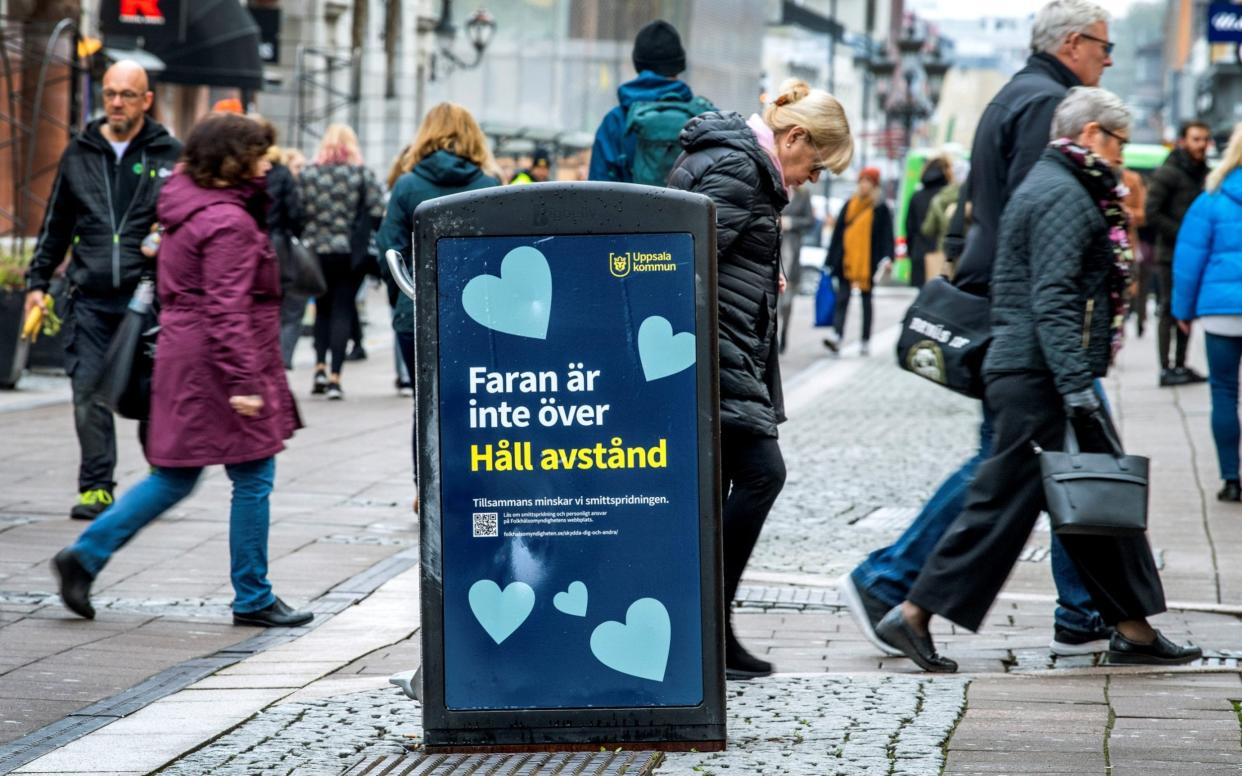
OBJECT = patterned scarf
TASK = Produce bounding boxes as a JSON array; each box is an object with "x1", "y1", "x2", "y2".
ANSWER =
[{"x1": 1049, "y1": 138, "x2": 1134, "y2": 358}]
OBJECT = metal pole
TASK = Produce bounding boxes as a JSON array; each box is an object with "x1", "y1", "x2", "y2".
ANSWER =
[{"x1": 828, "y1": 0, "x2": 837, "y2": 94}]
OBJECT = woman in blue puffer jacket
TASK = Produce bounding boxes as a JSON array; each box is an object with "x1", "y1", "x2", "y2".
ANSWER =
[{"x1": 1173, "y1": 122, "x2": 1242, "y2": 502}]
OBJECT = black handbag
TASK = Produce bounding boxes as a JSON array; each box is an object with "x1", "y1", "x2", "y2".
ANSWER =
[
  {"x1": 895, "y1": 276, "x2": 991, "y2": 398},
  {"x1": 1038, "y1": 419, "x2": 1149, "y2": 536},
  {"x1": 275, "y1": 233, "x2": 327, "y2": 298},
  {"x1": 350, "y1": 171, "x2": 379, "y2": 274},
  {"x1": 93, "y1": 279, "x2": 159, "y2": 421}
]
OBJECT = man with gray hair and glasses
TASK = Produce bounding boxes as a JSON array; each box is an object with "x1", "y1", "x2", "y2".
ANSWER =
[
  {"x1": 842, "y1": 0, "x2": 1120, "y2": 661},
  {"x1": 873, "y1": 87, "x2": 1203, "y2": 672}
]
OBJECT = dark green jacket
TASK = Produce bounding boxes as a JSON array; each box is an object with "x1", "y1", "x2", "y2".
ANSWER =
[{"x1": 377, "y1": 151, "x2": 499, "y2": 334}]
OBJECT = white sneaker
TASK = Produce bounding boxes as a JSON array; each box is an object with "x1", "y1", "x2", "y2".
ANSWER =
[
  {"x1": 838, "y1": 573, "x2": 903, "y2": 657},
  {"x1": 859, "y1": 341, "x2": 870, "y2": 357}
]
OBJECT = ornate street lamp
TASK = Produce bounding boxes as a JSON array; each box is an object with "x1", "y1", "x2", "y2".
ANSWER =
[{"x1": 431, "y1": 1, "x2": 496, "y2": 77}]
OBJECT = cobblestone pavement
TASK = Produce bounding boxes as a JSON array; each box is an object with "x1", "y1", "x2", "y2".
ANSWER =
[
  {"x1": 158, "y1": 675, "x2": 970, "y2": 776},
  {"x1": 11, "y1": 292, "x2": 1242, "y2": 774}
]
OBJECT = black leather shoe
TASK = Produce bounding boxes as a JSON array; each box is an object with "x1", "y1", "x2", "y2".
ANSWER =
[
  {"x1": 1107, "y1": 630, "x2": 1202, "y2": 665},
  {"x1": 52, "y1": 549, "x2": 95, "y2": 620},
  {"x1": 233, "y1": 597, "x2": 314, "y2": 628},
  {"x1": 874, "y1": 607, "x2": 958, "y2": 673},
  {"x1": 725, "y1": 624, "x2": 773, "y2": 680},
  {"x1": 1218, "y1": 480, "x2": 1241, "y2": 502},
  {"x1": 1176, "y1": 366, "x2": 1207, "y2": 384}
]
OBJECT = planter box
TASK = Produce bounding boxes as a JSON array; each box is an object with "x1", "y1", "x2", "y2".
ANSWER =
[
  {"x1": 26, "y1": 276, "x2": 67, "y2": 371},
  {"x1": 0, "y1": 289, "x2": 30, "y2": 389}
]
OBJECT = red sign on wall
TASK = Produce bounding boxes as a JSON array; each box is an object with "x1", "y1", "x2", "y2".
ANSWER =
[
  {"x1": 119, "y1": 0, "x2": 166, "y2": 24},
  {"x1": 100, "y1": 0, "x2": 184, "y2": 42}
]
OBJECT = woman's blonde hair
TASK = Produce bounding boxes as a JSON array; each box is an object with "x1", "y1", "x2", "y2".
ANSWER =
[
  {"x1": 315, "y1": 123, "x2": 363, "y2": 166},
  {"x1": 388, "y1": 102, "x2": 500, "y2": 187},
  {"x1": 1207, "y1": 122, "x2": 1242, "y2": 193},
  {"x1": 763, "y1": 79, "x2": 854, "y2": 174}
]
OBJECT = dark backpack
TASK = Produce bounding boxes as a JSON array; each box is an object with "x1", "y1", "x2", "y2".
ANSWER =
[{"x1": 624, "y1": 95, "x2": 715, "y2": 186}]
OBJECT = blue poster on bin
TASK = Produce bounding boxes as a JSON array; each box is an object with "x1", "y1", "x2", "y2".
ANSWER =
[
  {"x1": 436, "y1": 233, "x2": 703, "y2": 711},
  {"x1": 1208, "y1": 3, "x2": 1242, "y2": 42}
]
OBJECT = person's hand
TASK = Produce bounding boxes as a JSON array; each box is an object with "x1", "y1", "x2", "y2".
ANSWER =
[
  {"x1": 1063, "y1": 387, "x2": 1122, "y2": 455},
  {"x1": 779, "y1": 272, "x2": 787, "y2": 295},
  {"x1": 229, "y1": 395, "x2": 264, "y2": 417},
  {"x1": 1177, "y1": 320, "x2": 1192, "y2": 335},
  {"x1": 24, "y1": 290, "x2": 46, "y2": 318},
  {"x1": 1063, "y1": 387, "x2": 1101, "y2": 419}
]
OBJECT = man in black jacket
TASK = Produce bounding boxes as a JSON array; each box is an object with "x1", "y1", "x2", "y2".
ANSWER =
[
  {"x1": 844, "y1": 0, "x2": 1118, "y2": 661},
  {"x1": 1145, "y1": 120, "x2": 1211, "y2": 387},
  {"x1": 24, "y1": 61, "x2": 181, "y2": 521}
]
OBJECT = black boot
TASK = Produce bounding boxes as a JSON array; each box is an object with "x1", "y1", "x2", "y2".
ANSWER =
[
  {"x1": 725, "y1": 618, "x2": 772, "y2": 680},
  {"x1": 1218, "y1": 480, "x2": 1241, "y2": 502},
  {"x1": 52, "y1": 549, "x2": 95, "y2": 620}
]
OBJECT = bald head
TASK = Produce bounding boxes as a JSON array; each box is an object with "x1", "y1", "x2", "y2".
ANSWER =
[{"x1": 101, "y1": 60, "x2": 153, "y2": 142}]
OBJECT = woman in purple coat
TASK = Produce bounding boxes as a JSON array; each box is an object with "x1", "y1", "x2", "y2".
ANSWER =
[{"x1": 51, "y1": 114, "x2": 312, "y2": 628}]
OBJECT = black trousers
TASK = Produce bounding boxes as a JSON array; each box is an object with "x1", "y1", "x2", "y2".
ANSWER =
[
  {"x1": 64, "y1": 293, "x2": 130, "y2": 493},
  {"x1": 721, "y1": 430, "x2": 786, "y2": 605},
  {"x1": 833, "y1": 285, "x2": 873, "y2": 343},
  {"x1": 313, "y1": 252, "x2": 365, "y2": 374},
  {"x1": 908, "y1": 372, "x2": 1166, "y2": 632},
  {"x1": 279, "y1": 291, "x2": 308, "y2": 369},
  {"x1": 1156, "y1": 262, "x2": 1189, "y2": 369}
]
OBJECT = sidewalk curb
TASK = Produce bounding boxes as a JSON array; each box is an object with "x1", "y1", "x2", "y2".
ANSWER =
[{"x1": 0, "y1": 549, "x2": 418, "y2": 774}]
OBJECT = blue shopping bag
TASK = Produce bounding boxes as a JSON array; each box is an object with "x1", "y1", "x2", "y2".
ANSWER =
[{"x1": 814, "y1": 270, "x2": 836, "y2": 327}]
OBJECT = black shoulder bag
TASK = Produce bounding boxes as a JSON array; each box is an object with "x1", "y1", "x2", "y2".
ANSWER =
[
  {"x1": 1037, "y1": 418, "x2": 1149, "y2": 536},
  {"x1": 350, "y1": 170, "x2": 380, "y2": 274}
]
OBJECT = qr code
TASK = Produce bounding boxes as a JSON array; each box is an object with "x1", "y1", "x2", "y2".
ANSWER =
[{"x1": 472, "y1": 512, "x2": 498, "y2": 538}]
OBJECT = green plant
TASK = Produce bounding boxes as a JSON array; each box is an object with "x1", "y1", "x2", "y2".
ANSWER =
[{"x1": 0, "y1": 247, "x2": 34, "y2": 291}]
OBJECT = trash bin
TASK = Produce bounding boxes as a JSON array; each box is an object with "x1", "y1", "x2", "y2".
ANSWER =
[{"x1": 388, "y1": 182, "x2": 727, "y2": 752}]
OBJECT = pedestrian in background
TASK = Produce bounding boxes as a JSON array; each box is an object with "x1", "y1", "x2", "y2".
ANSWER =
[
  {"x1": 1172, "y1": 122, "x2": 1242, "y2": 503},
  {"x1": 52, "y1": 113, "x2": 313, "y2": 628},
  {"x1": 299, "y1": 123, "x2": 384, "y2": 400},
  {"x1": 668, "y1": 78, "x2": 853, "y2": 679},
  {"x1": 251, "y1": 117, "x2": 307, "y2": 370},
  {"x1": 876, "y1": 87, "x2": 1202, "y2": 672},
  {"x1": 1147, "y1": 120, "x2": 1212, "y2": 387},
  {"x1": 509, "y1": 146, "x2": 551, "y2": 184},
  {"x1": 384, "y1": 145, "x2": 415, "y2": 397},
  {"x1": 1121, "y1": 167, "x2": 1150, "y2": 337},
  {"x1": 589, "y1": 19, "x2": 711, "y2": 185},
  {"x1": 841, "y1": 0, "x2": 1112, "y2": 661},
  {"x1": 906, "y1": 155, "x2": 952, "y2": 287},
  {"x1": 378, "y1": 103, "x2": 501, "y2": 513},
  {"x1": 822, "y1": 167, "x2": 893, "y2": 357},
  {"x1": 24, "y1": 60, "x2": 181, "y2": 521},
  {"x1": 778, "y1": 184, "x2": 814, "y2": 353}
]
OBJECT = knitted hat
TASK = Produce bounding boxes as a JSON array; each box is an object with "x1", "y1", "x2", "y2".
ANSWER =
[
  {"x1": 632, "y1": 20, "x2": 685, "y2": 77},
  {"x1": 859, "y1": 167, "x2": 881, "y2": 185},
  {"x1": 531, "y1": 147, "x2": 551, "y2": 169}
]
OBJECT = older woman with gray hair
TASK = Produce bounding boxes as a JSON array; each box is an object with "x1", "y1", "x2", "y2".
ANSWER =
[{"x1": 874, "y1": 87, "x2": 1203, "y2": 672}]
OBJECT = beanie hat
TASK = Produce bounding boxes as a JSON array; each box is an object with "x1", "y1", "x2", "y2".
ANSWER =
[
  {"x1": 859, "y1": 167, "x2": 881, "y2": 185},
  {"x1": 632, "y1": 20, "x2": 685, "y2": 77},
  {"x1": 531, "y1": 147, "x2": 551, "y2": 169}
]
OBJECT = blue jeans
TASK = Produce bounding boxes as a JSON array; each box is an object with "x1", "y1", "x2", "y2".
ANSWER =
[
  {"x1": 71, "y1": 457, "x2": 278, "y2": 614},
  {"x1": 852, "y1": 403, "x2": 1105, "y2": 634},
  {"x1": 1206, "y1": 332, "x2": 1242, "y2": 480}
]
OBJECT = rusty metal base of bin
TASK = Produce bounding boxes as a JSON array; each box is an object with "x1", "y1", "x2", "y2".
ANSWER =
[{"x1": 345, "y1": 749, "x2": 666, "y2": 775}]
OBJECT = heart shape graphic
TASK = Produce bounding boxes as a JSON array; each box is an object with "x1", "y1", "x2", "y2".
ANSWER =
[
  {"x1": 461, "y1": 246, "x2": 552, "y2": 339},
  {"x1": 553, "y1": 581, "x2": 588, "y2": 617},
  {"x1": 637, "y1": 316, "x2": 696, "y2": 381},
  {"x1": 468, "y1": 579, "x2": 535, "y2": 645},
  {"x1": 589, "y1": 597, "x2": 671, "y2": 682}
]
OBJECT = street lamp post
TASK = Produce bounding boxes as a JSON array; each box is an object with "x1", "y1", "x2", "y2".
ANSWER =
[{"x1": 865, "y1": 15, "x2": 951, "y2": 160}]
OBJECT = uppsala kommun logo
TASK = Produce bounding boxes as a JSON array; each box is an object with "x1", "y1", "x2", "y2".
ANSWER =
[
  {"x1": 120, "y1": 0, "x2": 166, "y2": 24},
  {"x1": 609, "y1": 251, "x2": 631, "y2": 278}
]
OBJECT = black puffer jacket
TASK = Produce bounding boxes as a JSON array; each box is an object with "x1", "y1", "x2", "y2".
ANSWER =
[
  {"x1": 985, "y1": 150, "x2": 1114, "y2": 396},
  {"x1": 1145, "y1": 147, "x2": 1208, "y2": 265},
  {"x1": 27, "y1": 117, "x2": 181, "y2": 297},
  {"x1": 668, "y1": 112, "x2": 789, "y2": 437},
  {"x1": 954, "y1": 53, "x2": 1081, "y2": 294}
]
